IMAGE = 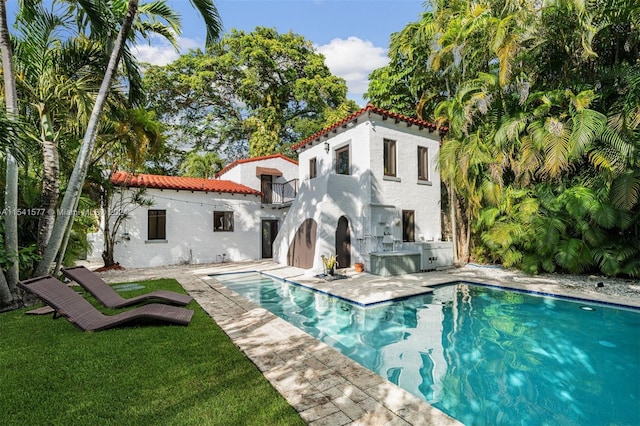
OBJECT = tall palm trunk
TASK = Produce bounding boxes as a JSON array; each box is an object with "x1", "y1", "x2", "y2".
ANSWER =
[
  {"x1": 53, "y1": 191, "x2": 81, "y2": 276},
  {"x1": 35, "y1": 0, "x2": 140, "y2": 277},
  {"x1": 1, "y1": 0, "x2": 20, "y2": 306},
  {"x1": 451, "y1": 191, "x2": 470, "y2": 264},
  {"x1": 37, "y1": 107, "x2": 60, "y2": 253},
  {"x1": 101, "y1": 188, "x2": 116, "y2": 267},
  {"x1": 447, "y1": 178, "x2": 458, "y2": 264}
]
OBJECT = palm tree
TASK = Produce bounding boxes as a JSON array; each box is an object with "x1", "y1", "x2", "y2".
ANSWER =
[
  {"x1": 1, "y1": 0, "x2": 22, "y2": 304},
  {"x1": 33, "y1": 1, "x2": 140, "y2": 277},
  {"x1": 180, "y1": 152, "x2": 224, "y2": 179},
  {"x1": 4, "y1": 0, "x2": 187, "y2": 262},
  {"x1": 35, "y1": 0, "x2": 222, "y2": 277},
  {"x1": 0, "y1": 109, "x2": 25, "y2": 307},
  {"x1": 12, "y1": 7, "x2": 104, "y2": 256}
]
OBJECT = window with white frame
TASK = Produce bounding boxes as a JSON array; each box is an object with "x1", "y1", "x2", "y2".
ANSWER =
[
  {"x1": 213, "y1": 211, "x2": 234, "y2": 232},
  {"x1": 335, "y1": 145, "x2": 350, "y2": 175},
  {"x1": 148, "y1": 209, "x2": 166, "y2": 240},
  {"x1": 309, "y1": 157, "x2": 317, "y2": 179},
  {"x1": 418, "y1": 146, "x2": 429, "y2": 181},
  {"x1": 383, "y1": 139, "x2": 397, "y2": 177}
]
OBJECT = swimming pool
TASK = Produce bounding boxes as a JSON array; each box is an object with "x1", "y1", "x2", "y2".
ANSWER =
[{"x1": 213, "y1": 272, "x2": 640, "y2": 425}]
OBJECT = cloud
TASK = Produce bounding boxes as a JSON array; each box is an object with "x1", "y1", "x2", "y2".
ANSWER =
[
  {"x1": 316, "y1": 37, "x2": 389, "y2": 105},
  {"x1": 132, "y1": 36, "x2": 204, "y2": 66}
]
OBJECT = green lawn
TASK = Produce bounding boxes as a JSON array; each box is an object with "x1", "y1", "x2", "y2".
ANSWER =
[{"x1": 0, "y1": 278, "x2": 304, "y2": 425}]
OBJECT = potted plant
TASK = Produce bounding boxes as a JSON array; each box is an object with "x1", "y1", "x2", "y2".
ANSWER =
[
  {"x1": 354, "y1": 262, "x2": 364, "y2": 273},
  {"x1": 321, "y1": 254, "x2": 338, "y2": 276}
]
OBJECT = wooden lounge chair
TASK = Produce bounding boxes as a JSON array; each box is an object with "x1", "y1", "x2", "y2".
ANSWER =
[
  {"x1": 61, "y1": 266, "x2": 192, "y2": 308},
  {"x1": 18, "y1": 275, "x2": 194, "y2": 331}
]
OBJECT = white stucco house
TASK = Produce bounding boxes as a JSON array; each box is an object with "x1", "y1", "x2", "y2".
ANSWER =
[
  {"x1": 272, "y1": 105, "x2": 451, "y2": 276},
  {"x1": 88, "y1": 105, "x2": 452, "y2": 274}
]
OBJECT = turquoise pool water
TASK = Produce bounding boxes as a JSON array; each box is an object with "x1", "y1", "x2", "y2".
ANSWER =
[{"x1": 214, "y1": 272, "x2": 640, "y2": 425}]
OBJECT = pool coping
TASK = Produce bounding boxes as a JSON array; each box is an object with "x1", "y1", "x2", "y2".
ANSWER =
[{"x1": 98, "y1": 261, "x2": 639, "y2": 425}]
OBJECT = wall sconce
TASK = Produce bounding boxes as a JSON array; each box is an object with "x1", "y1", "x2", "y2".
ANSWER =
[{"x1": 324, "y1": 142, "x2": 330, "y2": 153}]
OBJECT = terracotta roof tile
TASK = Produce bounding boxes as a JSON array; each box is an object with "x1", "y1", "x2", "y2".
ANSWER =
[
  {"x1": 291, "y1": 104, "x2": 447, "y2": 151},
  {"x1": 216, "y1": 153, "x2": 298, "y2": 178},
  {"x1": 111, "y1": 171, "x2": 261, "y2": 196}
]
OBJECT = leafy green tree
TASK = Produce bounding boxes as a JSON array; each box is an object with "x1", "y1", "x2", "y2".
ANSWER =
[
  {"x1": 143, "y1": 26, "x2": 358, "y2": 161},
  {"x1": 377, "y1": 0, "x2": 639, "y2": 277},
  {"x1": 365, "y1": 14, "x2": 444, "y2": 118},
  {"x1": 180, "y1": 152, "x2": 223, "y2": 178}
]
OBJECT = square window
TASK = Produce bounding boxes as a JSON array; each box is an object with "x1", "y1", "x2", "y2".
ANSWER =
[
  {"x1": 384, "y1": 139, "x2": 396, "y2": 177},
  {"x1": 148, "y1": 209, "x2": 166, "y2": 240},
  {"x1": 214, "y1": 211, "x2": 234, "y2": 232},
  {"x1": 335, "y1": 146, "x2": 350, "y2": 175}
]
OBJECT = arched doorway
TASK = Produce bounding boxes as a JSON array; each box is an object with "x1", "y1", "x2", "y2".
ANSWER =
[
  {"x1": 287, "y1": 218, "x2": 317, "y2": 268},
  {"x1": 335, "y1": 216, "x2": 351, "y2": 268}
]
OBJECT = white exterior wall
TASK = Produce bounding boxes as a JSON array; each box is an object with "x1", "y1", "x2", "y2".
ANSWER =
[
  {"x1": 274, "y1": 117, "x2": 442, "y2": 275},
  {"x1": 109, "y1": 188, "x2": 264, "y2": 268},
  {"x1": 368, "y1": 121, "x2": 442, "y2": 244},
  {"x1": 216, "y1": 165, "x2": 242, "y2": 185},
  {"x1": 273, "y1": 124, "x2": 372, "y2": 274},
  {"x1": 218, "y1": 156, "x2": 298, "y2": 191},
  {"x1": 298, "y1": 124, "x2": 372, "y2": 182},
  {"x1": 219, "y1": 156, "x2": 299, "y2": 243}
]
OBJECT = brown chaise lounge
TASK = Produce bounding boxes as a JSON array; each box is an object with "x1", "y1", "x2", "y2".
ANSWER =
[
  {"x1": 18, "y1": 275, "x2": 194, "y2": 331},
  {"x1": 61, "y1": 266, "x2": 192, "y2": 308}
]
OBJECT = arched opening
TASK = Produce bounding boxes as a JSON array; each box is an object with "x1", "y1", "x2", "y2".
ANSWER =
[
  {"x1": 335, "y1": 216, "x2": 351, "y2": 268},
  {"x1": 287, "y1": 218, "x2": 317, "y2": 268}
]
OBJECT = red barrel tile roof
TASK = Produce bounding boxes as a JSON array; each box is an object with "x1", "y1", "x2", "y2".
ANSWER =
[
  {"x1": 111, "y1": 171, "x2": 260, "y2": 195},
  {"x1": 291, "y1": 104, "x2": 447, "y2": 151}
]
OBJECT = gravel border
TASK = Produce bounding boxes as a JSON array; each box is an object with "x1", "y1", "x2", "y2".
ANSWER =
[{"x1": 452, "y1": 263, "x2": 640, "y2": 305}]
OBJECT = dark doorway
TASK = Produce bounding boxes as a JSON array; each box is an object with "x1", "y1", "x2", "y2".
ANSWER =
[
  {"x1": 261, "y1": 220, "x2": 278, "y2": 258},
  {"x1": 261, "y1": 175, "x2": 273, "y2": 204},
  {"x1": 287, "y1": 218, "x2": 317, "y2": 268},
  {"x1": 335, "y1": 216, "x2": 351, "y2": 268},
  {"x1": 402, "y1": 210, "x2": 415, "y2": 242}
]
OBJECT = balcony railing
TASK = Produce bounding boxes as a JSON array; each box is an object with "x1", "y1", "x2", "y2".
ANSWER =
[{"x1": 262, "y1": 179, "x2": 298, "y2": 204}]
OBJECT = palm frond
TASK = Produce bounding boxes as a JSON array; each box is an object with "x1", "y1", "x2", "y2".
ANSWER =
[
  {"x1": 533, "y1": 216, "x2": 565, "y2": 256},
  {"x1": 554, "y1": 238, "x2": 593, "y2": 274},
  {"x1": 135, "y1": 22, "x2": 178, "y2": 48},
  {"x1": 559, "y1": 186, "x2": 596, "y2": 220},
  {"x1": 542, "y1": 116, "x2": 571, "y2": 178},
  {"x1": 139, "y1": 1, "x2": 181, "y2": 35},
  {"x1": 621, "y1": 257, "x2": 640, "y2": 278},
  {"x1": 592, "y1": 247, "x2": 623, "y2": 276},
  {"x1": 599, "y1": 126, "x2": 635, "y2": 166},
  {"x1": 476, "y1": 207, "x2": 500, "y2": 228},
  {"x1": 188, "y1": 0, "x2": 222, "y2": 47},
  {"x1": 569, "y1": 108, "x2": 605, "y2": 158},
  {"x1": 610, "y1": 170, "x2": 640, "y2": 210}
]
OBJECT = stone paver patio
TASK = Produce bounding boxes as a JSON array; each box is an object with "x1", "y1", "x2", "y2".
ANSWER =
[{"x1": 94, "y1": 261, "x2": 639, "y2": 425}]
